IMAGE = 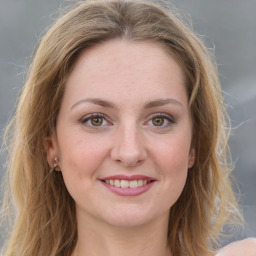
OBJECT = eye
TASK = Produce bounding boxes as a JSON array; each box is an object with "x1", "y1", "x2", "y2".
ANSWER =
[
  {"x1": 147, "y1": 114, "x2": 175, "y2": 128},
  {"x1": 90, "y1": 117, "x2": 104, "y2": 126},
  {"x1": 152, "y1": 117, "x2": 165, "y2": 126},
  {"x1": 80, "y1": 113, "x2": 109, "y2": 128}
]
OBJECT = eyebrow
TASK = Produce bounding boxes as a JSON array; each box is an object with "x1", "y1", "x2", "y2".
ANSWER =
[
  {"x1": 70, "y1": 97, "x2": 183, "y2": 110},
  {"x1": 144, "y1": 98, "x2": 183, "y2": 108},
  {"x1": 71, "y1": 98, "x2": 116, "y2": 110}
]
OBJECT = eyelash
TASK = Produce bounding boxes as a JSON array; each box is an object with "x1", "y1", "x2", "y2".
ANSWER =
[
  {"x1": 146, "y1": 113, "x2": 175, "y2": 129},
  {"x1": 80, "y1": 113, "x2": 175, "y2": 129},
  {"x1": 80, "y1": 113, "x2": 110, "y2": 129}
]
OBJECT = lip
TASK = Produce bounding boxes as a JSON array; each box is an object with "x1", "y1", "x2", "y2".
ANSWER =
[
  {"x1": 99, "y1": 175, "x2": 156, "y2": 196},
  {"x1": 100, "y1": 175, "x2": 155, "y2": 181}
]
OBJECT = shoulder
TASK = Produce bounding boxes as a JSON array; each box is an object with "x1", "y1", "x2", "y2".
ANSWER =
[{"x1": 215, "y1": 238, "x2": 256, "y2": 256}]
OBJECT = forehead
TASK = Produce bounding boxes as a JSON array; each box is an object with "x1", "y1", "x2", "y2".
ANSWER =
[{"x1": 63, "y1": 39, "x2": 187, "y2": 107}]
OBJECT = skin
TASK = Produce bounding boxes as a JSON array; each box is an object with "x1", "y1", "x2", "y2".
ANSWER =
[
  {"x1": 45, "y1": 39, "x2": 256, "y2": 256},
  {"x1": 215, "y1": 238, "x2": 256, "y2": 256}
]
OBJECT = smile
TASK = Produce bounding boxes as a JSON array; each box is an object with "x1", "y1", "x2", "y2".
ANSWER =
[
  {"x1": 100, "y1": 175, "x2": 155, "y2": 196},
  {"x1": 103, "y1": 179, "x2": 149, "y2": 188}
]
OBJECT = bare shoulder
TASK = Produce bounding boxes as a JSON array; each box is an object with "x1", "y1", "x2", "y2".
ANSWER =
[{"x1": 216, "y1": 238, "x2": 256, "y2": 256}]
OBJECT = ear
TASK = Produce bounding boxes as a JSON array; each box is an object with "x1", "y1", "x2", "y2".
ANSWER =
[
  {"x1": 188, "y1": 147, "x2": 196, "y2": 169},
  {"x1": 44, "y1": 134, "x2": 61, "y2": 171}
]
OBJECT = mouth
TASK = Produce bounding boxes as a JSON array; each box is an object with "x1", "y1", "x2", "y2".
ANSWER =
[
  {"x1": 102, "y1": 179, "x2": 153, "y2": 188},
  {"x1": 99, "y1": 175, "x2": 156, "y2": 196}
]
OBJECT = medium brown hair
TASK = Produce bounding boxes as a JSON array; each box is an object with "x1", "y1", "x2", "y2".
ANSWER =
[{"x1": 1, "y1": 0, "x2": 242, "y2": 255}]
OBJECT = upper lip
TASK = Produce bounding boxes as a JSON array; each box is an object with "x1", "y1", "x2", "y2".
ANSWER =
[{"x1": 100, "y1": 175, "x2": 156, "y2": 181}]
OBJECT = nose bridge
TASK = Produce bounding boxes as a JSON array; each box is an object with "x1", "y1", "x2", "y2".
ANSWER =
[{"x1": 110, "y1": 120, "x2": 147, "y2": 167}]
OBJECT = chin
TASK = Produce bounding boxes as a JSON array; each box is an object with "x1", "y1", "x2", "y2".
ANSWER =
[
  {"x1": 99, "y1": 205, "x2": 168, "y2": 228},
  {"x1": 104, "y1": 215, "x2": 153, "y2": 228}
]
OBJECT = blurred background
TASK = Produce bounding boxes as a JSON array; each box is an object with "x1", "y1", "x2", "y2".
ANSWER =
[{"x1": 0, "y1": 0, "x2": 255, "y2": 247}]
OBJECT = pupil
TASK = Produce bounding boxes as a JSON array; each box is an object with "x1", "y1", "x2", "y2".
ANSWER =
[
  {"x1": 92, "y1": 118, "x2": 102, "y2": 126},
  {"x1": 153, "y1": 117, "x2": 164, "y2": 126}
]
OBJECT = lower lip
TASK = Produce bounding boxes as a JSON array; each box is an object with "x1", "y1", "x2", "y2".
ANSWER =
[{"x1": 100, "y1": 181, "x2": 155, "y2": 196}]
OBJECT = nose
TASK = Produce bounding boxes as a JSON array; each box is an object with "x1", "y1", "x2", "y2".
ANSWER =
[{"x1": 110, "y1": 123, "x2": 147, "y2": 167}]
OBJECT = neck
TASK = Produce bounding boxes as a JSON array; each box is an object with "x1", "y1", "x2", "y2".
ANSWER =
[{"x1": 72, "y1": 211, "x2": 171, "y2": 256}]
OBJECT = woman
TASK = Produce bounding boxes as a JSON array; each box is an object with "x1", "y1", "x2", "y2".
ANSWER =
[{"x1": 1, "y1": 0, "x2": 255, "y2": 255}]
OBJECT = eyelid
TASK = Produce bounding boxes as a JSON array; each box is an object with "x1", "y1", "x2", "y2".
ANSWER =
[
  {"x1": 147, "y1": 112, "x2": 175, "y2": 121},
  {"x1": 79, "y1": 112, "x2": 175, "y2": 130},
  {"x1": 145, "y1": 112, "x2": 175, "y2": 128},
  {"x1": 80, "y1": 113, "x2": 111, "y2": 128},
  {"x1": 80, "y1": 112, "x2": 105, "y2": 121}
]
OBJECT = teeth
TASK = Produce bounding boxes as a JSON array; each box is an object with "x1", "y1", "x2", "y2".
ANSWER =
[
  {"x1": 129, "y1": 180, "x2": 138, "y2": 188},
  {"x1": 114, "y1": 180, "x2": 120, "y2": 187},
  {"x1": 120, "y1": 180, "x2": 129, "y2": 188},
  {"x1": 138, "y1": 180, "x2": 143, "y2": 186},
  {"x1": 105, "y1": 179, "x2": 150, "y2": 188}
]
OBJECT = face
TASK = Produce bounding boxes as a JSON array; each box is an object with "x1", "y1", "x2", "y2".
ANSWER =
[{"x1": 46, "y1": 39, "x2": 195, "y2": 228}]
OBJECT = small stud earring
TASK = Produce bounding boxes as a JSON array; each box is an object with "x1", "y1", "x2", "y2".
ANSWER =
[
  {"x1": 53, "y1": 157, "x2": 58, "y2": 168},
  {"x1": 51, "y1": 156, "x2": 61, "y2": 171}
]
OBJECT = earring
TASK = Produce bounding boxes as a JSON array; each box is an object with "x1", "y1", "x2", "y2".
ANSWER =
[
  {"x1": 53, "y1": 156, "x2": 59, "y2": 168},
  {"x1": 51, "y1": 156, "x2": 61, "y2": 171}
]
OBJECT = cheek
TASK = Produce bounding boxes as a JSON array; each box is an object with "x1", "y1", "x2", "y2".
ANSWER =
[
  {"x1": 151, "y1": 135, "x2": 191, "y2": 193},
  {"x1": 58, "y1": 133, "x2": 110, "y2": 179},
  {"x1": 58, "y1": 135, "x2": 110, "y2": 202},
  {"x1": 153, "y1": 135, "x2": 191, "y2": 170}
]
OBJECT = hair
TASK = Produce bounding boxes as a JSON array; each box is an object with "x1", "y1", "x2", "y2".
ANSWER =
[{"x1": 1, "y1": 0, "x2": 242, "y2": 255}]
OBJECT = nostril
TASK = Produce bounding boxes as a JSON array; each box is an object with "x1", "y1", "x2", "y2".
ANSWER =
[{"x1": 109, "y1": 131, "x2": 148, "y2": 167}]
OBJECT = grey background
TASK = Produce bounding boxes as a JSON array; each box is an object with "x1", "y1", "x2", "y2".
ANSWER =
[{"x1": 0, "y1": 0, "x2": 255, "y2": 246}]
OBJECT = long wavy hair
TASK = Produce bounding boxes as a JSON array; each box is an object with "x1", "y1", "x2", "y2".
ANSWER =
[{"x1": 1, "y1": 0, "x2": 242, "y2": 255}]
